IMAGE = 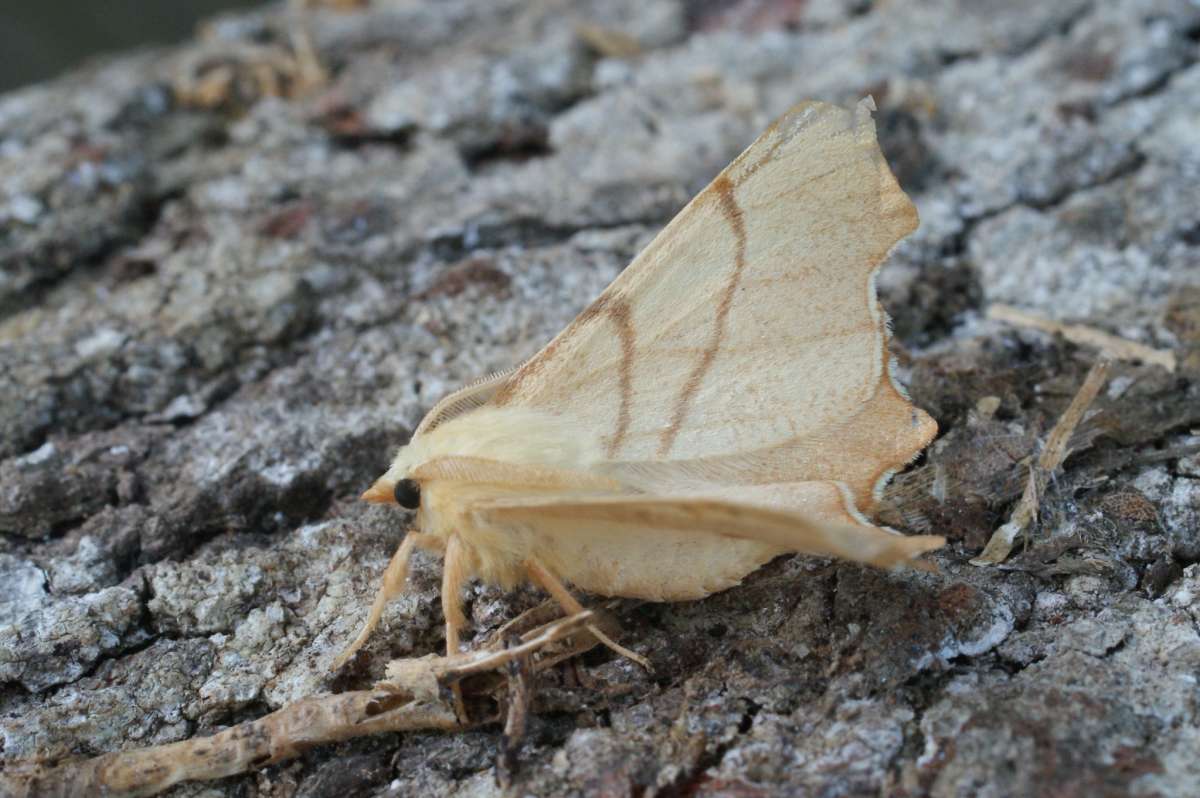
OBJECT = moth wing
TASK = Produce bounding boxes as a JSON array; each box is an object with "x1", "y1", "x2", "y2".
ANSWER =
[
  {"x1": 487, "y1": 98, "x2": 934, "y2": 513},
  {"x1": 476, "y1": 484, "x2": 944, "y2": 601}
]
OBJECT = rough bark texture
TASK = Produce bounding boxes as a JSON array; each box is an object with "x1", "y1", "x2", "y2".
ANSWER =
[{"x1": 2, "y1": 1, "x2": 1199, "y2": 796}]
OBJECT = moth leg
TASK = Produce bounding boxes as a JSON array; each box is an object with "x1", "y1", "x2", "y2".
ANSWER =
[
  {"x1": 524, "y1": 558, "x2": 651, "y2": 671},
  {"x1": 332, "y1": 531, "x2": 419, "y2": 670},
  {"x1": 442, "y1": 534, "x2": 470, "y2": 719}
]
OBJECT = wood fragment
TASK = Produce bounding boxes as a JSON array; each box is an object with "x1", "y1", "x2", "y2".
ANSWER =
[
  {"x1": 989, "y1": 304, "x2": 1175, "y2": 372},
  {"x1": 575, "y1": 23, "x2": 643, "y2": 58},
  {"x1": 971, "y1": 360, "x2": 1110, "y2": 566},
  {"x1": 174, "y1": 3, "x2": 327, "y2": 111},
  {"x1": 0, "y1": 609, "x2": 601, "y2": 798},
  {"x1": 496, "y1": 633, "x2": 533, "y2": 790},
  {"x1": 285, "y1": 0, "x2": 329, "y2": 91},
  {"x1": 0, "y1": 694, "x2": 459, "y2": 798},
  {"x1": 381, "y1": 608, "x2": 599, "y2": 690},
  {"x1": 1133, "y1": 443, "x2": 1200, "y2": 464}
]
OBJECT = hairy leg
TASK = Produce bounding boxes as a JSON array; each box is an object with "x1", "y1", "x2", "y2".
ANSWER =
[
  {"x1": 524, "y1": 558, "x2": 651, "y2": 670},
  {"x1": 441, "y1": 535, "x2": 470, "y2": 655},
  {"x1": 332, "y1": 532, "x2": 420, "y2": 670},
  {"x1": 442, "y1": 534, "x2": 471, "y2": 717}
]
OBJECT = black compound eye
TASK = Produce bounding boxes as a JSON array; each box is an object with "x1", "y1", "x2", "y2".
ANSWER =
[{"x1": 393, "y1": 478, "x2": 421, "y2": 510}]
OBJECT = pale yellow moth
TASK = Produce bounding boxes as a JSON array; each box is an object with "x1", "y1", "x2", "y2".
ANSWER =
[{"x1": 334, "y1": 97, "x2": 942, "y2": 671}]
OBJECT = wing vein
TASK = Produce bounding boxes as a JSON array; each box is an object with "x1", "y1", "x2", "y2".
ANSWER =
[{"x1": 656, "y1": 175, "x2": 748, "y2": 457}]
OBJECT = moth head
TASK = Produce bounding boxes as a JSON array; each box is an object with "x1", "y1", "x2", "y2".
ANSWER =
[
  {"x1": 360, "y1": 440, "x2": 429, "y2": 508},
  {"x1": 362, "y1": 471, "x2": 420, "y2": 508}
]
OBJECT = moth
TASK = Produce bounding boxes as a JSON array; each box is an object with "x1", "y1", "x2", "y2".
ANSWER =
[{"x1": 334, "y1": 97, "x2": 942, "y2": 671}]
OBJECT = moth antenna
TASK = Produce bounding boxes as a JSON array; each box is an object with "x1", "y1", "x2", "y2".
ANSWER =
[{"x1": 414, "y1": 364, "x2": 521, "y2": 437}]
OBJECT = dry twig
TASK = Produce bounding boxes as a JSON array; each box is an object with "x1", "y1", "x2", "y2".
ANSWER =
[
  {"x1": 496, "y1": 633, "x2": 534, "y2": 789},
  {"x1": 971, "y1": 360, "x2": 1111, "y2": 566},
  {"x1": 989, "y1": 304, "x2": 1175, "y2": 372},
  {"x1": 0, "y1": 609, "x2": 602, "y2": 798},
  {"x1": 173, "y1": 1, "x2": 327, "y2": 110}
]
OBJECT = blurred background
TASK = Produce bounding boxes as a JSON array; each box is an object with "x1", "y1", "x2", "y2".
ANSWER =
[{"x1": 0, "y1": 1, "x2": 257, "y2": 92}]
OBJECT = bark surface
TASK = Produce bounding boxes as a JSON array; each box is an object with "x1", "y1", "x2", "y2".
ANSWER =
[{"x1": 2, "y1": 1, "x2": 1199, "y2": 796}]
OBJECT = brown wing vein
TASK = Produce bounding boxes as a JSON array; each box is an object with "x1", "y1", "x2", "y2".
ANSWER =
[
  {"x1": 602, "y1": 299, "x2": 635, "y2": 457},
  {"x1": 656, "y1": 175, "x2": 748, "y2": 457}
]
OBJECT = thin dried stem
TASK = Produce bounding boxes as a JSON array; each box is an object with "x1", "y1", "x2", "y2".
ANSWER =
[
  {"x1": 972, "y1": 360, "x2": 1110, "y2": 566},
  {"x1": 497, "y1": 633, "x2": 534, "y2": 790},
  {"x1": 1, "y1": 609, "x2": 601, "y2": 798},
  {"x1": 989, "y1": 304, "x2": 1175, "y2": 372}
]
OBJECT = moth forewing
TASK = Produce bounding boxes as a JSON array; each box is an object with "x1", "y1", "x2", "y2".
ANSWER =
[
  {"x1": 338, "y1": 97, "x2": 941, "y2": 672},
  {"x1": 484, "y1": 98, "x2": 934, "y2": 505}
]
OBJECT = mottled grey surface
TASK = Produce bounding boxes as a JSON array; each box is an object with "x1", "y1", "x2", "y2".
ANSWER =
[{"x1": 2, "y1": 0, "x2": 1199, "y2": 796}]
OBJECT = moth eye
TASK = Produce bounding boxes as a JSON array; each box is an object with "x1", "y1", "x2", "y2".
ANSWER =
[{"x1": 393, "y1": 479, "x2": 421, "y2": 509}]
